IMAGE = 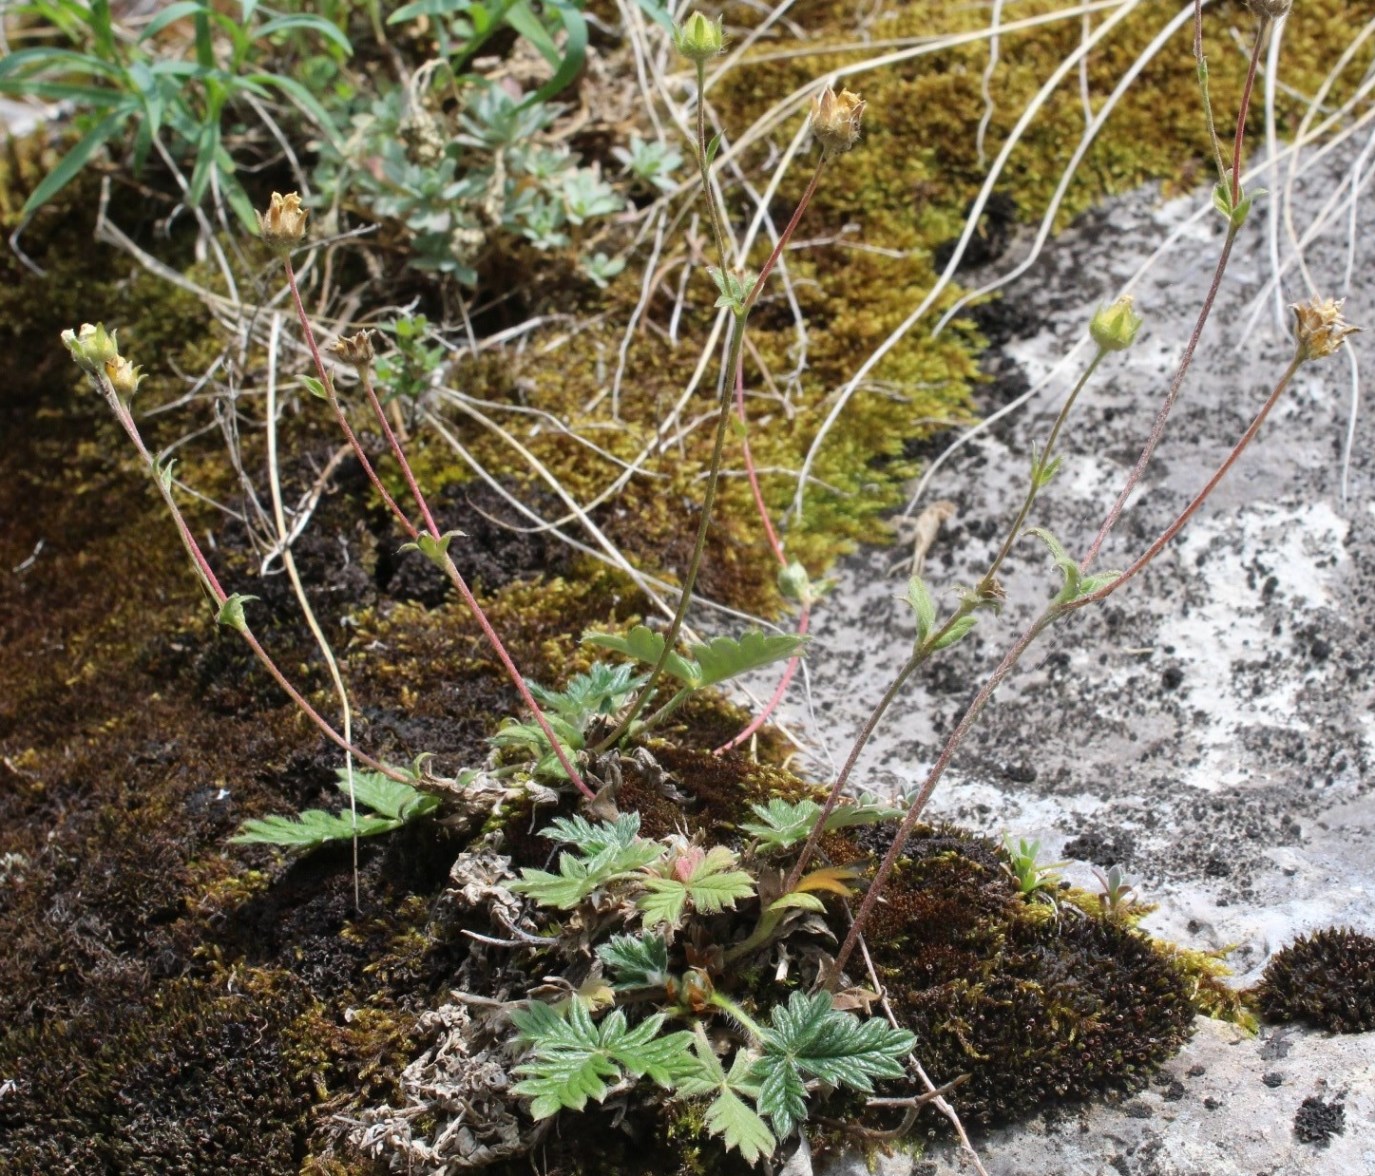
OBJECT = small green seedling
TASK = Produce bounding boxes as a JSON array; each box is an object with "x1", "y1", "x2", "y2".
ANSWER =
[{"x1": 1002, "y1": 836, "x2": 1067, "y2": 900}]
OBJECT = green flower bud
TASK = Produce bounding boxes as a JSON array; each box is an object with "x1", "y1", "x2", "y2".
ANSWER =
[
  {"x1": 1089, "y1": 295, "x2": 1143, "y2": 352},
  {"x1": 673, "y1": 12, "x2": 724, "y2": 64},
  {"x1": 61, "y1": 322, "x2": 120, "y2": 375},
  {"x1": 104, "y1": 354, "x2": 145, "y2": 398}
]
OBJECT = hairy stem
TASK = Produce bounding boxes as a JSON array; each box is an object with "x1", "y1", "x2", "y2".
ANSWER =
[{"x1": 787, "y1": 347, "x2": 1106, "y2": 888}]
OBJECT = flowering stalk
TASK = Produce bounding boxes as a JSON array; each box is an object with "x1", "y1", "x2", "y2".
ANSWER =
[
  {"x1": 832, "y1": 298, "x2": 1356, "y2": 974},
  {"x1": 594, "y1": 61, "x2": 857, "y2": 753},
  {"x1": 61, "y1": 324, "x2": 409, "y2": 784},
  {"x1": 258, "y1": 201, "x2": 597, "y2": 801},
  {"x1": 786, "y1": 337, "x2": 1115, "y2": 891}
]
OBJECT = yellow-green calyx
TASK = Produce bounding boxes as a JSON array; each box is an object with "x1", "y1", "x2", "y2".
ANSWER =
[
  {"x1": 1089, "y1": 296, "x2": 1144, "y2": 352},
  {"x1": 61, "y1": 322, "x2": 120, "y2": 376},
  {"x1": 809, "y1": 86, "x2": 866, "y2": 157},
  {"x1": 256, "y1": 191, "x2": 308, "y2": 255},
  {"x1": 673, "y1": 12, "x2": 724, "y2": 64},
  {"x1": 1292, "y1": 296, "x2": 1359, "y2": 362},
  {"x1": 330, "y1": 330, "x2": 376, "y2": 372}
]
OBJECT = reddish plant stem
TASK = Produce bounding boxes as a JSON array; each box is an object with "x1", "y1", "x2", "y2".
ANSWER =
[
  {"x1": 831, "y1": 13, "x2": 1277, "y2": 972},
  {"x1": 1230, "y1": 16, "x2": 1270, "y2": 208},
  {"x1": 1080, "y1": 228, "x2": 1238, "y2": 570},
  {"x1": 834, "y1": 613, "x2": 1054, "y2": 972},
  {"x1": 104, "y1": 386, "x2": 408, "y2": 782},
  {"x1": 1081, "y1": 18, "x2": 1266, "y2": 572},
  {"x1": 716, "y1": 607, "x2": 809, "y2": 755},
  {"x1": 1074, "y1": 353, "x2": 1302, "y2": 607},
  {"x1": 282, "y1": 261, "x2": 594, "y2": 799},
  {"x1": 716, "y1": 360, "x2": 805, "y2": 753},
  {"x1": 596, "y1": 155, "x2": 829, "y2": 752}
]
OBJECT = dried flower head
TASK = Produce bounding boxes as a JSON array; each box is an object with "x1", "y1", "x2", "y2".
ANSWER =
[
  {"x1": 61, "y1": 322, "x2": 120, "y2": 375},
  {"x1": 673, "y1": 11, "x2": 724, "y2": 64},
  {"x1": 256, "y1": 192, "x2": 308, "y2": 255},
  {"x1": 104, "y1": 354, "x2": 145, "y2": 398},
  {"x1": 1090, "y1": 295, "x2": 1144, "y2": 352},
  {"x1": 810, "y1": 86, "x2": 866, "y2": 157},
  {"x1": 1291, "y1": 296, "x2": 1359, "y2": 362},
  {"x1": 1245, "y1": 0, "x2": 1292, "y2": 19},
  {"x1": 330, "y1": 330, "x2": 376, "y2": 372}
]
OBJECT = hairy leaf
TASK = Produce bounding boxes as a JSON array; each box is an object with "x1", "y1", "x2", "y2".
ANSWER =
[
  {"x1": 334, "y1": 769, "x2": 439, "y2": 822},
  {"x1": 752, "y1": 991, "x2": 915, "y2": 1136},
  {"x1": 904, "y1": 574, "x2": 937, "y2": 645},
  {"x1": 543, "y1": 813, "x2": 642, "y2": 854},
  {"x1": 674, "y1": 1029, "x2": 775, "y2": 1163},
  {"x1": 513, "y1": 816, "x2": 661, "y2": 909},
  {"x1": 597, "y1": 932, "x2": 670, "y2": 990},
  {"x1": 512, "y1": 1002, "x2": 695, "y2": 1117},
  {"x1": 741, "y1": 795, "x2": 901, "y2": 852},
  {"x1": 638, "y1": 846, "x2": 754, "y2": 930},
  {"x1": 229, "y1": 808, "x2": 399, "y2": 847},
  {"x1": 527, "y1": 662, "x2": 646, "y2": 727}
]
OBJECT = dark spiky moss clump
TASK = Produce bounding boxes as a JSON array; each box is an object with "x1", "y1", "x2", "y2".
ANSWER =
[
  {"x1": 866, "y1": 826, "x2": 1197, "y2": 1125},
  {"x1": 1248, "y1": 926, "x2": 1375, "y2": 1033}
]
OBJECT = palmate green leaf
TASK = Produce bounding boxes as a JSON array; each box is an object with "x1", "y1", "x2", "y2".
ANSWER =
[
  {"x1": 741, "y1": 795, "x2": 902, "y2": 852},
  {"x1": 526, "y1": 662, "x2": 646, "y2": 727},
  {"x1": 512, "y1": 1002, "x2": 696, "y2": 1118},
  {"x1": 638, "y1": 846, "x2": 754, "y2": 930},
  {"x1": 230, "y1": 808, "x2": 399, "y2": 847},
  {"x1": 703, "y1": 1084, "x2": 776, "y2": 1165},
  {"x1": 740, "y1": 798, "x2": 822, "y2": 849},
  {"x1": 596, "y1": 932, "x2": 670, "y2": 989},
  {"x1": 688, "y1": 630, "x2": 806, "y2": 687},
  {"x1": 675, "y1": 1031, "x2": 776, "y2": 1164},
  {"x1": 334, "y1": 769, "x2": 439, "y2": 822},
  {"x1": 752, "y1": 991, "x2": 915, "y2": 1136},
  {"x1": 512, "y1": 816, "x2": 661, "y2": 910},
  {"x1": 543, "y1": 812, "x2": 642, "y2": 854},
  {"x1": 582, "y1": 625, "x2": 701, "y2": 686}
]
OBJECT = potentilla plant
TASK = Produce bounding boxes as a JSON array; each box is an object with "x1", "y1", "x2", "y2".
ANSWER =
[{"x1": 59, "y1": 0, "x2": 1361, "y2": 1167}]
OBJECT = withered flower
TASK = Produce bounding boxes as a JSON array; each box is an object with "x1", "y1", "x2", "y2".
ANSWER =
[
  {"x1": 104, "y1": 354, "x2": 145, "y2": 398},
  {"x1": 256, "y1": 192, "x2": 308, "y2": 255},
  {"x1": 1292, "y1": 297, "x2": 1359, "y2": 362},
  {"x1": 330, "y1": 330, "x2": 376, "y2": 372},
  {"x1": 810, "y1": 86, "x2": 866, "y2": 157}
]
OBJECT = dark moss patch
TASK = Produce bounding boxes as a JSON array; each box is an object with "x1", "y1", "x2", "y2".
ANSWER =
[
  {"x1": 1293, "y1": 1093, "x2": 1346, "y2": 1147},
  {"x1": 0, "y1": 972, "x2": 316, "y2": 1175},
  {"x1": 865, "y1": 826, "x2": 1197, "y2": 1127},
  {"x1": 1248, "y1": 927, "x2": 1375, "y2": 1034}
]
